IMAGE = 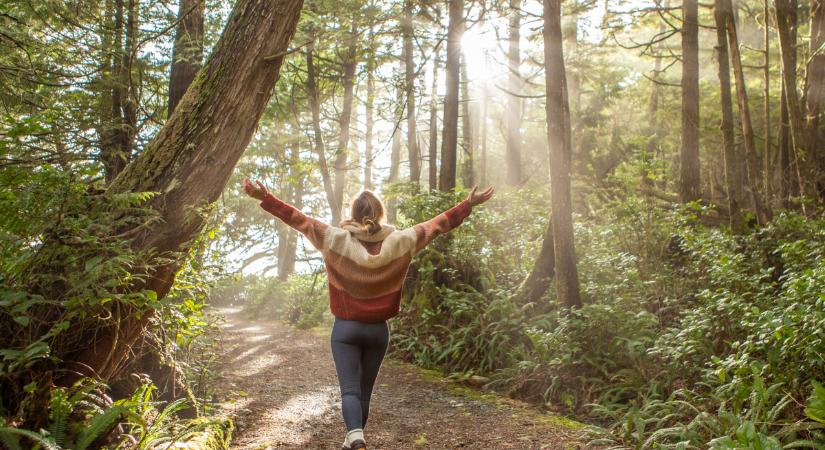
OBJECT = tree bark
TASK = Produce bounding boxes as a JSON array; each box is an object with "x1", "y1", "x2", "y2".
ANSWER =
[
  {"x1": 388, "y1": 61, "x2": 404, "y2": 222},
  {"x1": 101, "y1": 0, "x2": 137, "y2": 184},
  {"x1": 680, "y1": 0, "x2": 701, "y2": 202},
  {"x1": 805, "y1": 0, "x2": 825, "y2": 198},
  {"x1": 776, "y1": 0, "x2": 810, "y2": 197},
  {"x1": 65, "y1": 0, "x2": 305, "y2": 383},
  {"x1": 333, "y1": 23, "x2": 359, "y2": 224},
  {"x1": 515, "y1": 220, "x2": 555, "y2": 306},
  {"x1": 505, "y1": 0, "x2": 523, "y2": 186},
  {"x1": 460, "y1": 53, "x2": 474, "y2": 187},
  {"x1": 306, "y1": 41, "x2": 338, "y2": 220},
  {"x1": 168, "y1": 0, "x2": 205, "y2": 117},
  {"x1": 723, "y1": 0, "x2": 770, "y2": 223},
  {"x1": 544, "y1": 0, "x2": 581, "y2": 308},
  {"x1": 429, "y1": 43, "x2": 440, "y2": 190},
  {"x1": 439, "y1": 0, "x2": 463, "y2": 192},
  {"x1": 714, "y1": 0, "x2": 745, "y2": 232},
  {"x1": 480, "y1": 71, "x2": 488, "y2": 187},
  {"x1": 278, "y1": 139, "x2": 303, "y2": 280},
  {"x1": 404, "y1": 1, "x2": 421, "y2": 184},
  {"x1": 365, "y1": 27, "x2": 376, "y2": 190},
  {"x1": 764, "y1": 0, "x2": 772, "y2": 203},
  {"x1": 777, "y1": 0, "x2": 799, "y2": 207}
]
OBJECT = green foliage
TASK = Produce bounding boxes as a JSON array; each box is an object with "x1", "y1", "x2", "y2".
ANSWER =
[
  {"x1": 238, "y1": 271, "x2": 332, "y2": 329},
  {"x1": 0, "y1": 380, "x2": 233, "y2": 449},
  {"x1": 382, "y1": 188, "x2": 825, "y2": 447}
]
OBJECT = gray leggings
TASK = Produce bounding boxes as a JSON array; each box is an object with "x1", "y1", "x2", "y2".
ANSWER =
[{"x1": 330, "y1": 317, "x2": 390, "y2": 431}]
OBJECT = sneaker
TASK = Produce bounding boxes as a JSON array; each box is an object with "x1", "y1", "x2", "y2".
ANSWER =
[{"x1": 349, "y1": 439, "x2": 366, "y2": 450}]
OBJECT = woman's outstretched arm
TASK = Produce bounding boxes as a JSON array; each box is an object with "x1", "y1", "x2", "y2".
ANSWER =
[
  {"x1": 412, "y1": 185, "x2": 494, "y2": 254},
  {"x1": 243, "y1": 177, "x2": 328, "y2": 250}
]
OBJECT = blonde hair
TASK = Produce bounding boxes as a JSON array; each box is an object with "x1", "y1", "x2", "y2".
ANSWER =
[{"x1": 339, "y1": 190, "x2": 385, "y2": 234}]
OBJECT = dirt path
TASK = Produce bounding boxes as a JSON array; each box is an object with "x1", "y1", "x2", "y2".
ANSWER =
[{"x1": 213, "y1": 307, "x2": 587, "y2": 449}]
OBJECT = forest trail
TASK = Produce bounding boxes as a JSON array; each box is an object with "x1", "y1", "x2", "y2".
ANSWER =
[{"x1": 212, "y1": 307, "x2": 588, "y2": 450}]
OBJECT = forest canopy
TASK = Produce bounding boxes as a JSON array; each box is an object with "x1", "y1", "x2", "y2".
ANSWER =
[{"x1": 1, "y1": 0, "x2": 824, "y2": 447}]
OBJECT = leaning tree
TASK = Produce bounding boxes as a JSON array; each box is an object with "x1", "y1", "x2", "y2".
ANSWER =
[{"x1": 63, "y1": 0, "x2": 305, "y2": 383}]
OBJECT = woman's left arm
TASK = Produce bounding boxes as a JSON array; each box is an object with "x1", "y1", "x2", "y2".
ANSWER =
[{"x1": 411, "y1": 185, "x2": 494, "y2": 254}]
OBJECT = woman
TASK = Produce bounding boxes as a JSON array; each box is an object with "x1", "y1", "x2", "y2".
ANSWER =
[{"x1": 242, "y1": 177, "x2": 494, "y2": 450}]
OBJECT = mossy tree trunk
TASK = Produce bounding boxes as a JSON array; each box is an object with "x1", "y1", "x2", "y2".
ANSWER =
[{"x1": 64, "y1": 0, "x2": 304, "y2": 383}]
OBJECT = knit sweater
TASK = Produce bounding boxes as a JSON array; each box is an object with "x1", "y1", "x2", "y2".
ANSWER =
[{"x1": 259, "y1": 193, "x2": 473, "y2": 322}]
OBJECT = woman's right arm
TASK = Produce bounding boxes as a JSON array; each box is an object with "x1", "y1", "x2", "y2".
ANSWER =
[{"x1": 243, "y1": 178, "x2": 328, "y2": 250}]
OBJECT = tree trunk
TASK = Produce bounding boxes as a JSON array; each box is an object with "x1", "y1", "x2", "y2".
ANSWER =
[
  {"x1": 544, "y1": 0, "x2": 581, "y2": 308},
  {"x1": 460, "y1": 54, "x2": 474, "y2": 187},
  {"x1": 365, "y1": 27, "x2": 376, "y2": 190},
  {"x1": 763, "y1": 0, "x2": 772, "y2": 204},
  {"x1": 279, "y1": 139, "x2": 303, "y2": 280},
  {"x1": 779, "y1": 78, "x2": 794, "y2": 206},
  {"x1": 680, "y1": 0, "x2": 701, "y2": 202},
  {"x1": 776, "y1": 0, "x2": 810, "y2": 197},
  {"x1": 777, "y1": 0, "x2": 799, "y2": 207},
  {"x1": 388, "y1": 62, "x2": 404, "y2": 222},
  {"x1": 480, "y1": 72, "x2": 488, "y2": 187},
  {"x1": 168, "y1": 0, "x2": 205, "y2": 117},
  {"x1": 714, "y1": 0, "x2": 745, "y2": 232},
  {"x1": 723, "y1": 0, "x2": 770, "y2": 223},
  {"x1": 404, "y1": 1, "x2": 421, "y2": 184},
  {"x1": 645, "y1": 12, "x2": 666, "y2": 193},
  {"x1": 505, "y1": 0, "x2": 523, "y2": 186},
  {"x1": 515, "y1": 220, "x2": 555, "y2": 305},
  {"x1": 64, "y1": 0, "x2": 305, "y2": 383},
  {"x1": 439, "y1": 0, "x2": 463, "y2": 192},
  {"x1": 805, "y1": 0, "x2": 825, "y2": 198},
  {"x1": 333, "y1": 23, "x2": 359, "y2": 224},
  {"x1": 429, "y1": 43, "x2": 440, "y2": 190},
  {"x1": 563, "y1": 9, "x2": 580, "y2": 113},
  {"x1": 101, "y1": 0, "x2": 137, "y2": 184},
  {"x1": 306, "y1": 41, "x2": 338, "y2": 220}
]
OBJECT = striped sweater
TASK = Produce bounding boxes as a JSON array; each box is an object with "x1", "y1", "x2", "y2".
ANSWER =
[{"x1": 259, "y1": 193, "x2": 473, "y2": 322}]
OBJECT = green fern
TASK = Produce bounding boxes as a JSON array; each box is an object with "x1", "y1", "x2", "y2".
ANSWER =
[
  {"x1": 75, "y1": 405, "x2": 129, "y2": 450},
  {"x1": 47, "y1": 387, "x2": 71, "y2": 446},
  {"x1": 0, "y1": 427, "x2": 60, "y2": 450},
  {"x1": 805, "y1": 381, "x2": 825, "y2": 424}
]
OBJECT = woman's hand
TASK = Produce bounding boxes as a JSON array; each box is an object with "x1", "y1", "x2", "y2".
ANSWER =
[
  {"x1": 242, "y1": 177, "x2": 269, "y2": 201},
  {"x1": 466, "y1": 185, "x2": 494, "y2": 207}
]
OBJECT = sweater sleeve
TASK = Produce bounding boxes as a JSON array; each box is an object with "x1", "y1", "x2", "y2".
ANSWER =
[
  {"x1": 412, "y1": 199, "x2": 473, "y2": 254},
  {"x1": 259, "y1": 192, "x2": 328, "y2": 251}
]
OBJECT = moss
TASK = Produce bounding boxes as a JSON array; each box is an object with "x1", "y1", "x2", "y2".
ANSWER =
[{"x1": 386, "y1": 360, "x2": 586, "y2": 432}]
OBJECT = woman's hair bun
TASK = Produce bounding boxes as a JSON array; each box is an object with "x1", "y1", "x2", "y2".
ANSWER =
[{"x1": 361, "y1": 217, "x2": 381, "y2": 235}]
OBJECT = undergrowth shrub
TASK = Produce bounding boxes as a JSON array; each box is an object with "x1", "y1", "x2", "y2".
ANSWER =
[
  {"x1": 1, "y1": 168, "x2": 230, "y2": 446},
  {"x1": 380, "y1": 187, "x2": 825, "y2": 447},
  {"x1": 239, "y1": 271, "x2": 331, "y2": 329}
]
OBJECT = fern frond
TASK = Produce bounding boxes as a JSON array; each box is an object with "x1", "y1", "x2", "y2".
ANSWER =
[
  {"x1": 0, "y1": 427, "x2": 59, "y2": 450},
  {"x1": 75, "y1": 405, "x2": 129, "y2": 450}
]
